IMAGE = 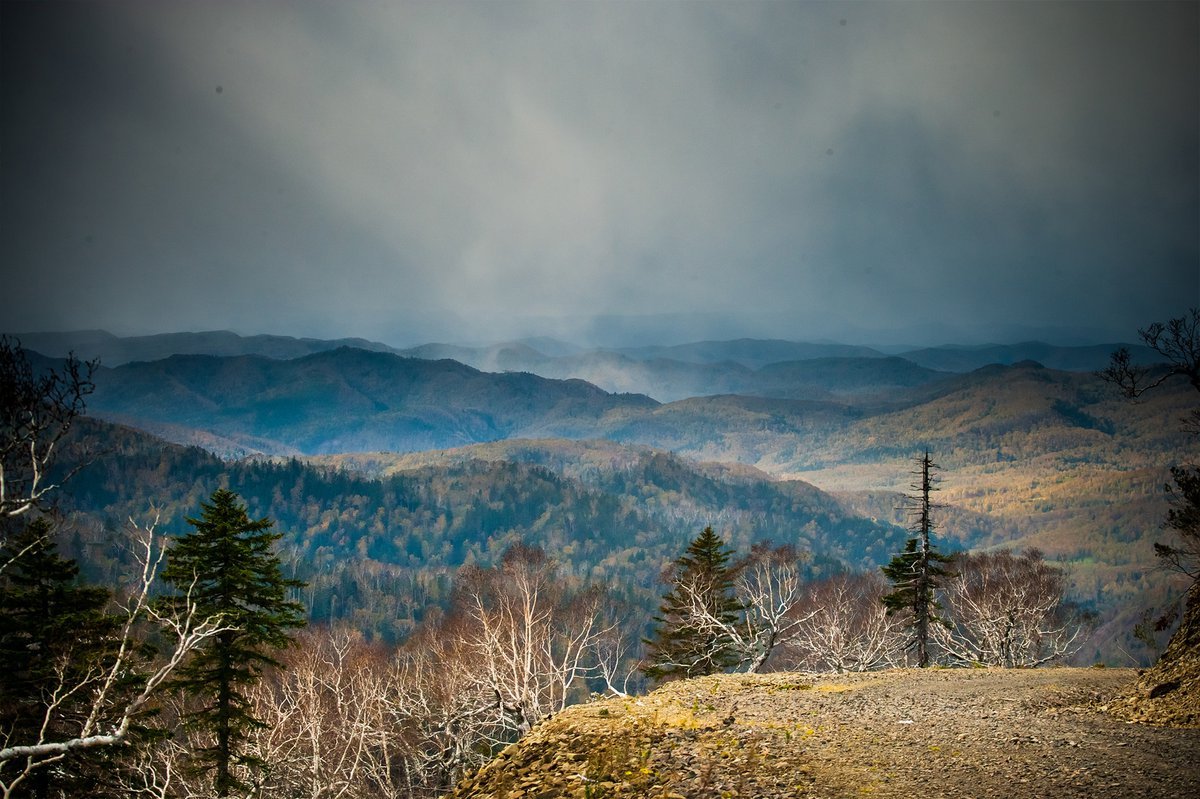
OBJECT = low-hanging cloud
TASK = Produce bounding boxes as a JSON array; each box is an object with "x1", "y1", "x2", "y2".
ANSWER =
[{"x1": 2, "y1": 0, "x2": 1195, "y2": 346}]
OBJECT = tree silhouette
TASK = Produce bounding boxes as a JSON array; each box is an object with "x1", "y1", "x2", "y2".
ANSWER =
[
  {"x1": 0, "y1": 337, "x2": 94, "y2": 576},
  {"x1": 1100, "y1": 307, "x2": 1200, "y2": 434},
  {"x1": 1102, "y1": 310, "x2": 1200, "y2": 586},
  {"x1": 1103, "y1": 308, "x2": 1200, "y2": 696},
  {"x1": 881, "y1": 451, "x2": 952, "y2": 667}
]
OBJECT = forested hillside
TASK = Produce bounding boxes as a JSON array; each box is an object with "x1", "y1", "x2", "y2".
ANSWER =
[
  {"x1": 64, "y1": 347, "x2": 1197, "y2": 661},
  {"x1": 58, "y1": 419, "x2": 906, "y2": 643},
  {"x1": 769, "y1": 362, "x2": 1193, "y2": 623}
]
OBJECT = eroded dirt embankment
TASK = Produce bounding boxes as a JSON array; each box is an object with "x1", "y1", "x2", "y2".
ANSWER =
[{"x1": 452, "y1": 668, "x2": 1200, "y2": 799}]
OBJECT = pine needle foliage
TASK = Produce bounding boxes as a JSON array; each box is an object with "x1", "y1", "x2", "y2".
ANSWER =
[
  {"x1": 643, "y1": 526, "x2": 742, "y2": 681},
  {"x1": 160, "y1": 488, "x2": 306, "y2": 796}
]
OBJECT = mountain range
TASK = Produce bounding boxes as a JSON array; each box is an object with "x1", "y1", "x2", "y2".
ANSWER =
[
  {"x1": 11, "y1": 328, "x2": 397, "y2": 365},
  {"x1": 12, "y1": 329, "x2": 1159, "y2": 401},
  {"x1": 14, "y1": 329, "x2": 1198, "y2": 662},
  {"x1": 85, "y1": 347, "x2": 655, "y2": 456}
]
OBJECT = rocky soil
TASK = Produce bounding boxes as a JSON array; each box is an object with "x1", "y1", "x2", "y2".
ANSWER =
[
  {"x1": 452, "y1": 668, "x2": 1200, "y2": 799},
  {"x1": 1111, "y1": 583, "x2": 1200, "y2": 727}
]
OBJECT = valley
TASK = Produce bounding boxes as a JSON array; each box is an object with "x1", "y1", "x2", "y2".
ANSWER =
[{"x1": 24, "y1": 329, "x2": 1196, "y2": 665}]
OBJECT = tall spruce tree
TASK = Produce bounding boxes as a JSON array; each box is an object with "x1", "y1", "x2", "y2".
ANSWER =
[
  {"x1": 161, "y1": 488, "x2": 306, "y2": 796},
  {"x1": 881, "y1": 451, "x2": 952, "y2": 667},
  {"x1": 642, "y1": 526, "x2": 742, "y2": 681}
]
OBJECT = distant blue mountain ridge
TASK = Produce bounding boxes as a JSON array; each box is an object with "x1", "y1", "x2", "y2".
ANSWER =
[{"x1": 7, "y1": 329, "x2": 1157, "y2": 404}]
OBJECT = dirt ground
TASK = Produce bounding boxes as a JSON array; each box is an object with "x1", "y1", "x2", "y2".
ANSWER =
[{"x1": 453, "y1": 668, "x2": 1200, "y2": 799}]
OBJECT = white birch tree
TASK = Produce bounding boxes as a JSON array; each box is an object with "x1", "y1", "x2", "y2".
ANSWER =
[
  {"x1": 455, "y1": 543, "x2": 608, "y2": 736},
  {"x1": 0, "y1": 337, "x2": 94, "y2": 526},
  {"x1": 933, "y1": 549, "x2": 1086, "y2": 667},
  {"x1": 671, "y1": 543, "x2": 816, "y2": 672},
  {"x1": 0, "y1": 518, "x2": 229, "y2": 799},
  {"x1": 782, "y1": 572, "x2": 908, "y2": 672}
]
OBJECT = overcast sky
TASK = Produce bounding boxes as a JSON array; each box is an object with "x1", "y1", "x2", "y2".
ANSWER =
[{"x1": 2, "y1": 1, "x2": 1196, "y2": 347}]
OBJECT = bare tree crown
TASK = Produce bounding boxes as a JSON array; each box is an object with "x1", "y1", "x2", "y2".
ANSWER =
[
  {"x1": 0, "y1": 337, "x2": 95, "y2": 521},
  {"x1": 1099, "y1": 308, "x2": 1200, "y2": 400}
]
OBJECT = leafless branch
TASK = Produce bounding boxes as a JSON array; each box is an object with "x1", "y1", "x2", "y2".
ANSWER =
[
  {"x1": 0, "y1": 516, "x2": 230, "y2": 798},
  {"x1": 1099, "y1": 309, "x2": 1200, "y2": 400},
  {"x1": 0, "y1": 337, "x2": 95, "y2": 523},
  {"x1": 933, "y1": 550, "x2": 1085, "y2": 668}
]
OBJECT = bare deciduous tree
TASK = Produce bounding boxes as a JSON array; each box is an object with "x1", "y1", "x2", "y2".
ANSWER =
[
  {"x1": 933, "y1": 549, "x2": 1085, "y2": 668},
  {"x1": 386, "y1": 616, "x2": 498, "y2": 795},
  {"x1": 1101, "y1": 307, "x2": 1200, "y2": 436},
  {"x1": 672, "y1": 543, "x2": 817, "y2": 673},
  {"x1": 592, "y1": 607, "x2": 641, "y2": 698},
  {"x1": 1101, "y1": 308, "x2": 1200, "y2": 399},
  {"x1": 1103, "y1": 307, "x2": 1200, "y2": 681},
  {"x1": 783, "y1": 572, "x2": 908, "y2": 673},
  {"x1": 248, "y1": 628, "x2": 392, "y2": 799},
  {"x1": 0, "y1": 337, "x2": 94, "y2": 524},
  {"x1": 455, "y1": 543, "x2": 608, "y2": 737}
]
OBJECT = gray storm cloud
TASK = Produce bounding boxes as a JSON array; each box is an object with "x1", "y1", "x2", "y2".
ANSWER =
[{"x1": 1, "y1": 1, "x2": 1196, "y2": 345}]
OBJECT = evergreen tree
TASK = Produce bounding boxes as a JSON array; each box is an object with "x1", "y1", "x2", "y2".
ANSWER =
[
  {"x1": 0, "y1": 517, "x2": 121, "y2": 796},
  {"x1": 160, "y1": 488, "x2": 306, "y2": 796},
  {"x1": 642, "y1": 526, "x2": 742, "y2": 681},
  {"x1": 881, "y1": 451, "x2": 952, "y2": 667}
]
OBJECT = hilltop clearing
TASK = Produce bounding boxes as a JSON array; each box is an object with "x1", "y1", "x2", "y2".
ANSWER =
[{"x1": 453, "y1": 668, "x2": 1199, "y2": 799}]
